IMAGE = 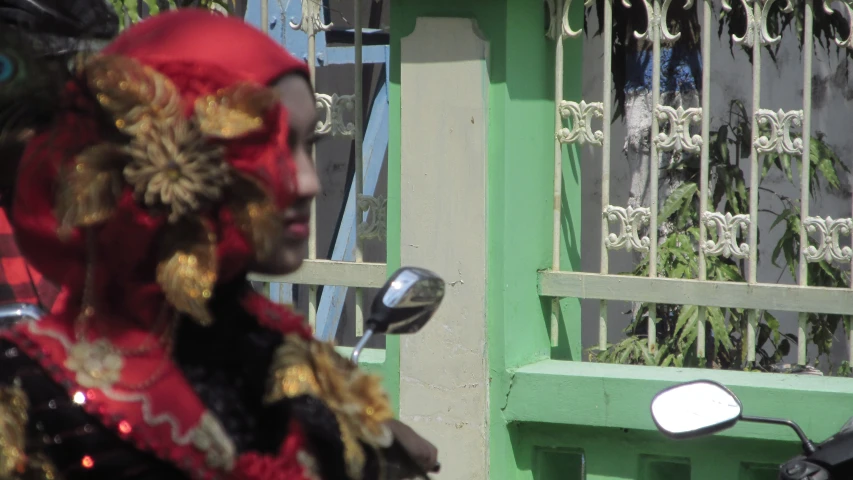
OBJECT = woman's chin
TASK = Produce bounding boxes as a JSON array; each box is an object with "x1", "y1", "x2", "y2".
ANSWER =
[{"x1": 249, "y1": 251, "x2": 305, "y2": 276}]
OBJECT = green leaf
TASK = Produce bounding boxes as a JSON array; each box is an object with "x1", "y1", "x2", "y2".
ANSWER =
[
  {"x1": 124, "y1": 0, "x2": 141, "y2": 22},
  {"x1": 142, "y1": 0, "x2": 159, "y2": 14},
  {"x1": 618, "y1": 344, "x2": 633, "y2": 364},
  {"x1": 817, "y1": 260, "x2": 840, "y2": 283},
  {"x1": 817, "y1": 155, "x2": 841, "y2": 190},
  {"x1": 642, "y1": 345, "x2": 655, "y2": 366},
  {"x1": 709, "y1": 307, "x2": 734, "y2": 351},
  {"x1": 675, "y1": 304, "x2": 698, "y2": 338},
  {"x1": 735, "y1": 174, "x2": 748, "y2": 212},
  {"x1": 781, "y1": 154, "x2": 793, "y2": 182},
  {"x1": 769, "y1": 208, "x2": 792, "y2": 231},
  {"x1": 762, "y1": 154, "x2": 776, "y2": 178},
  {"x1": 659, "y1": 182, "x2": 698, "y2": 223}
]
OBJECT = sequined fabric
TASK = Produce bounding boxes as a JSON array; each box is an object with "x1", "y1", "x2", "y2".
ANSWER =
[{"x1": 0, "y1": 339, "x2": 185, "y2": 480}]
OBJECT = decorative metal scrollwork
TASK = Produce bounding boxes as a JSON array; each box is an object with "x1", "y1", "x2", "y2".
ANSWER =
[
  {"x1": 702, "y1": 212, "x2": 751, "y2": 259},
  {"x1": 655, "y1": 105, "x2": 703, "y2": 153},
  {"x1": 545, "y1": 0, "x2": 595, "y2": 39},
  {"x1": 623, "y1": 0, "x2": 694, "y2": 43},
  {"x1": 357, "y1": 194, "x2": 387, "y2": 241},
  {"x1": 824, "y1": 0, "x2": 853, "y2": 50},
  {"x1": 722, "y1": 0, "x2": 793, "y2": 47},
  {"x1": 624, "y1": 0, "x2": 658, "y2": 42},
  {"x1": 603, "y1": 206, "x2": 652, "y2": 253},
  {"x1": 557, "y1": 100, "x2": 605, "y2": 146},
  {"x1": 315, "y1": 93, "x2": 355, "y2": 137},
  {"x1": 754, "y1": 109, "x2": 804, "y2": 155},
  {"x1": 803, "y1": 216, "x2": 853, "y2": 264},
  {"x1": 290, "y1": 0, "x2": 333, "y2": 36}
]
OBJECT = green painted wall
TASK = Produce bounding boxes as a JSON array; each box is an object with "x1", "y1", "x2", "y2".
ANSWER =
[{"x1": 390, "y1": 1, "x2": 853, "y2": 479}]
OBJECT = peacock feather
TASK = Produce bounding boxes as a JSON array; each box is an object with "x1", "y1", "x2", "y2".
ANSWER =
[
  {"x1": 0, "y1": 29, "x2": 62, "y2": 148},
  {"x1": 0, "y1": 0, "x2": 119, "y2": 201}
]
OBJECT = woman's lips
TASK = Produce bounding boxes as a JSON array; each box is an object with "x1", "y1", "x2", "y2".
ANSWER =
[{"x1": 284, "y1": 218, "x2": 310, "y2": 240}]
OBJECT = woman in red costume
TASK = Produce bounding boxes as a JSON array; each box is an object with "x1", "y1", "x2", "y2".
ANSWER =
[{"x1": 0, "y1": 8, "x2": 437, "y2": 480}]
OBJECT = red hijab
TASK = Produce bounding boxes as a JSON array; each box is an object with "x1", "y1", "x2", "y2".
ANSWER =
[{"x1": 5, "y1": 10, "x2": 316, "y2": 480}]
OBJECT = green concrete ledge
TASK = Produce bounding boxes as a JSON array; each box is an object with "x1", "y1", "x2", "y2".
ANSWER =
[{"x1": 503, "y1": 360, "x2": 853, "y2": 444}]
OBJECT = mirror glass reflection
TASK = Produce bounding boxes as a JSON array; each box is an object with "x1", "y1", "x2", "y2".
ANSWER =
[{"x1": 651, "y1": 381, "x2": 742, "y2": 437}]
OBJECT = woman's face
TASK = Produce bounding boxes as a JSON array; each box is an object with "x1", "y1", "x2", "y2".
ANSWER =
[{"x1": 252, "y1": 73, "x2": 321, "y2": 274}]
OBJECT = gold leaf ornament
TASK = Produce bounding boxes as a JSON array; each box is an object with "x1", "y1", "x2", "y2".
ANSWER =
[
  {"x1": 55, "y1": 144, "x2": 128, "y2": 240},
  {"x1": 194, "y1": 83, "x2": 279, "y2": 139},
  {"x1": 0, "y1": 384, "x2": 29, "y2": 477},
  {"x1": 156, "y1": 220, "x2": 218, "y2": 326},
  {"x1": 82, "y1": 55, "x2": 182, "y2": 135},
  {"x1": 266, "y1": 336, "x2": 395, "y2": 479}
]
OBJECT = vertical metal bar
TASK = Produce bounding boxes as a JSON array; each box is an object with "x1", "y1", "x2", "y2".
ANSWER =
[
  {"x1": 849, "y1": 316, "x2": 853, "y2": 366},
  {"x1": 697, "y1": 0, "x2": 712, "y2": 360},
  {"x1": 307, "y1": 6, "x2": 318, "y2": 331},
  {"x1": 747, "y1": 0, "x2": 762, "y2": 363},
  {"x1": 552, "y1": 4, "x2": 565, "y2": 348},
  {"x1": 278, "y1": 283, "x2": 293, "y2": 304},
  {"x1": 259, "y1": 1, "x2": 273, "y2": 304},
  {"x1": 599, "y1": 0, "x2": 613, "y2": 351},
  {"x1": 797, "y1": 0, "x2": 814, "y2": 366},
  {"x1": 647, "y1": 0, "x2": 662, "y2": 353},
  {"x1": 354, "y1": 0, "x2": 366, "y2": 337}
]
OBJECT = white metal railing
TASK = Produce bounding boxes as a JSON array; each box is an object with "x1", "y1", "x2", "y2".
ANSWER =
[
  {"x1": 247, "y1": 0, "x2": 384, "y2": 342},
  {"x1": 545, "y1": 0, "x2": 853, "y2": 366}
]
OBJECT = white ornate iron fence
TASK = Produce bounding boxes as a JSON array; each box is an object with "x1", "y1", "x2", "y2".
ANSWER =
[
  {"x1": 543, "y1": 0, "x2": 853, "y2": 367},
  {"x1": 246, "y1": 0, "x2": 388, "y2": 345}
]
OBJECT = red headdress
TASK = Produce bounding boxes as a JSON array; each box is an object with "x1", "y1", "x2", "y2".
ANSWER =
[{"x1": 5, "y1": 9, "x2": 319, "y2": 480}]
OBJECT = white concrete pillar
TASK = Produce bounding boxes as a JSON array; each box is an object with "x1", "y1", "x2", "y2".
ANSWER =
[{"x1": 400, "y1": 17, "x2": 490, "y2": 480}]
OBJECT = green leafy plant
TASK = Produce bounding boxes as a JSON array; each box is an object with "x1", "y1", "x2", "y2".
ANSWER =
[
  {"x1": 590, "y1": 98, "x2": 851, "y2": 374},
  {"x1": 110, "y1": 0, "x2": 235, "y2": 29}
]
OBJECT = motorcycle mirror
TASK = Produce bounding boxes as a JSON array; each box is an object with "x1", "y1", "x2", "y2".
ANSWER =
[
  {"x1": 369, "y1": 266, "x2": 445, "y2": 335},
  {"x1": 651, "y1": 380, "x2": 743, "y2": 439},
  {"x1": 351, "y1": 267, "x2": 445, "y2": 364}
]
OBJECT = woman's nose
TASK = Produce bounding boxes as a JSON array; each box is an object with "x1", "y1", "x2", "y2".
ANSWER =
[{"x1": 294, "y1": 151, "x2": 320, "y2": 198}]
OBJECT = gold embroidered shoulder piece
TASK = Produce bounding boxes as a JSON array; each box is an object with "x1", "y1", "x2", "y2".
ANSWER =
[
  {"x1": 0, "y1": 385, "x2": 62, "y2": 480},
  {"x1": 266, "y1": 335, "x2": 394, "y2": 480}
]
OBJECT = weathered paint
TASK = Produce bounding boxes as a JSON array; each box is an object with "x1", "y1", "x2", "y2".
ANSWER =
[{"x1": 400, "y1": 17, "x2": 490, "y2": 479}]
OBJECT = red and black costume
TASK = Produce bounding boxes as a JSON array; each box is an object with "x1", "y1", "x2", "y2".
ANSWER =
[
  {"x1": 0, "y1": 207, "x2": 60, "y2": 311},
  {"x1": 0, "y1": 10, "x2": 422, "y2": 480}
]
